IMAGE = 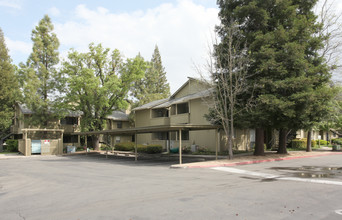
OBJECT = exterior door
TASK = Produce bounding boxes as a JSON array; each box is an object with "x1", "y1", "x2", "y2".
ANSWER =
[{"x1": 31, "y1": 140, "x2": 41, "y2": 154}]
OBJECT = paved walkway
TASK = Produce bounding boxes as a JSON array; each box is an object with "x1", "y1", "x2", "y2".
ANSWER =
[{"x1": 170, "y1": 150, "x2": 342, "y2": 168}]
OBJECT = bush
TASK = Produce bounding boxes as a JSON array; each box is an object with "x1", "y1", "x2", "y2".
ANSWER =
[
  {"x1": 316, "y1": 140, "x2": 328, "y2": 145},
  {"x1": 114, "y1": 142, "x2": 135, "y2": 151},
  {"x1": 137, "y1": 145, "x2": 162, "y2": 154},
  {"x1": 291, "y1": 139, "x2": 317, "y2": 149},
  {"x1": 291, "y1": 139, "x2": 306, "y2": 149},
  {"x1": 4, "y1": 140, "x2": 18, "y2": 152},
  {"x1": 332, "y1": 138, "x2": 342, "y2": 145}
]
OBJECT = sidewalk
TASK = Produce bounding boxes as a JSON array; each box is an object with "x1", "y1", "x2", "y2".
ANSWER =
[{"x1": 170, "y1": 150, "x2": 342, "y2": 169}]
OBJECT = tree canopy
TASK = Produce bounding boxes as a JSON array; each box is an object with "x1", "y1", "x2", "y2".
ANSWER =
[
  {"x1": 216, "y1": 0, "x2": 333, "y2": 154},
  {"x1": 131, "y1": 45, "x2": 170, "y2": 106},
  {"x1": 0, "y1": 28, "x2": 19, "y2": 135},
  {"x1": 18, "y1": 15, "x2": 60, "y2": 126},
  {"x1": 61, "y1": 43, "x2": 146, "y2": 149}
]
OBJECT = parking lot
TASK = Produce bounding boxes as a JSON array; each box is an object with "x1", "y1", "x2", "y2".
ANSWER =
[{"x1": 1, "y1": 153, "x2": 342, "y2": 219}]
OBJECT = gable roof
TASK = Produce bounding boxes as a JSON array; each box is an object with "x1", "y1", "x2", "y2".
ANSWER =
[
  {"x1": 107, "y1": 111, "x2": 129, "y2": 121},
  {"x1": 132, "y1": 98, "x2": 169, "y2": 111}
]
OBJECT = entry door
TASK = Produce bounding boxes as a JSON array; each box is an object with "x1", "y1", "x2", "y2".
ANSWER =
[{"x1": 31, "y1": 140, "x2": 41, "y2": 154}]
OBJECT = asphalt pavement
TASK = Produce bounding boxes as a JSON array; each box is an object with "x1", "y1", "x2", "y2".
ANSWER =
[{"x1": 0, "y1": 153, "x2": 342, "y2": 219}]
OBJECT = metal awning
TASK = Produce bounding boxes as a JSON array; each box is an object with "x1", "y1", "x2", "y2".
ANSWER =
[
  {"x1": 73, "y1": 124, "x2": 220, "y2": 136},
  {"x1": 73, "y1": 124, "x2": 222, "y2": 164}
]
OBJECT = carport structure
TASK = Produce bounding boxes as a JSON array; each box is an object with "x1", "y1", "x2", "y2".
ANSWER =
[{"x1": 73, "y1": 124, "x2": 221, "y2": 164}]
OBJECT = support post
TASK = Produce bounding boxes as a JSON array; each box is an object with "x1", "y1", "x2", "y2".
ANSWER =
[
  {"x1": 85, "y1": 135, "x2": 88, "y2": 156},
  {"x1": 179, "y1": 129, "x2": 182, "y2": 164},
  {"x1": 24, "y1": 131, "x2": 27, "y2": 156},
  {"x1": 216, "y1": 129, "x2": 219, "y2": 160},
  {"x1": 135, "y1": 133, "x2": 138, "y2": 162}
]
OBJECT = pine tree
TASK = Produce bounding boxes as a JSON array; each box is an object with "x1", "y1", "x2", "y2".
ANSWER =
[
  {"x1": 217, "y1": 0, "x2": 332, "y2": 154},
  {"x1": 133, "y1": 45, "x2": 170, "y2": 106},
  {"x1": 0, "y1": 28, "x2": 19, "y2": 135},
  {"x1": 19, "y1": 15, "x2": 60, "y2": 126}
]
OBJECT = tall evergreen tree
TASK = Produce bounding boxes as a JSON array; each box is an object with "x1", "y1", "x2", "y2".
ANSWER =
[
  {"x1": 0, "y1": 28, "x2": 19, "y2": 135},
  {"x1": 19, "y1": 15, "x2": 60, "y2": 126},
  {"x1": 132, "y1": 45, "x2": 170, "y2": 106},
  {"x1": 217, "y1": 0, "x2": 332, "y2": 154}
]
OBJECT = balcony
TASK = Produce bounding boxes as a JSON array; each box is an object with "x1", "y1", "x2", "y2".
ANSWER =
[
  {"x1": 150, "y1": 117, "x2": 170, "y2": 126},
  {"x1": 170, "y1": 113, "x2": 190, "y2": 125}
]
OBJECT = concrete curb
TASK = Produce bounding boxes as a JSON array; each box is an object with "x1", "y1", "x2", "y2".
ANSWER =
[{"x1": 170, "y1": 152, "x2": 342, "y2": 169}]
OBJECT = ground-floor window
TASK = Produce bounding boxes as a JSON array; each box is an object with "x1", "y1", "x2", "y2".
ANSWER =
[
  {"x1": 152, "y1": 132, "x2": 168, "y2": 140},
  {"x1": 63, "y1": 135, "x2": 78, "y2": 143}
]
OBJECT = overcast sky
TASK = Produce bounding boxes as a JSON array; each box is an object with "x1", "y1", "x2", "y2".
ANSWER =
[{"x1": 1, "y1": 0, "x2": 341, "y2": 93}]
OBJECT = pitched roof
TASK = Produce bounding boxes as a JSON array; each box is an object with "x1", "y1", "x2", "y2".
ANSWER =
[
  {"x1": 17, "y1": 103, "x2": 83, "y2": 117},
  {"x1": 133, "y1": 88, "x2": 213, "y2": 111},
  {"x1": 132, "y1": 98, "x2": 169, "y2": 111},
  {"x1": 106, "y1": 111, "x2": 129, "y2": 121}
]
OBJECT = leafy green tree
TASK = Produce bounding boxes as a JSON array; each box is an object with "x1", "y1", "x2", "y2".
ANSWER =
[
  {"x1": 132, "y1": 45, "x2": 170, "y2": 106},
  {"x1": 217, "y1": 0, "x2": 332, "y2": 155},
  {"x1": 61, "y1": 43, "x2": 146, "y2": 150},
  {"x1": 0, "y1": 28, "x2": 19, "y2": 136},
  {"x1": 18, "y1": 15, "x2": 60, "y2": 126}
]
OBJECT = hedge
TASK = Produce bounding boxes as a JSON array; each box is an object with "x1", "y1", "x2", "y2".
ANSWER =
[
  {"x1": 137, "y1": 145, "x2": 162, "y2": 154},
  {"x1": 114, "y1": 142, "x2": 162, "y2": 154},
  {"x1": 291, "y1": 139, "x2": 317, "y2": 149},
  {"x1": 4, "y1": 140, "x2": 18, "y2": 152},
  {"x1": 114, "y1": 142, "x2": 135, "y2": 151},
  {"x1": 316, "y1": 140, "x2": 328, "y2": 145}
]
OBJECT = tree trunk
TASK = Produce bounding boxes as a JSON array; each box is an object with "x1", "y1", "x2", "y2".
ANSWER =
[
  {"x1": 266, "y1": 128, "x2": 273, "y2": 150},
  {"x1": 92, "y1": 135, "x2": 100, "y2": 151},
  {"x1": 254, "y1": 128, "x2": 265, "y2": 156},
  {"x1": 306, "y1": 130, "x2": 312, "y2": 152},
  {"x1": 277, "y1": 129, "x2": 288, "y2": 154}
]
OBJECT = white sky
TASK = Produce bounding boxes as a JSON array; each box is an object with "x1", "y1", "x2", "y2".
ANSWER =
[{"x1": 1, "y1": 0, "x2": 341, "y2": 93}]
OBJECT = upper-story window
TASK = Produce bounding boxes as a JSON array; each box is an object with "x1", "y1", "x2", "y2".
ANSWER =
[
  {"x1": 117, "y1": 121, "x2": 122, "y2": 129},
  {"x1": 60, "y1": 117, "x2": 78, "y2": 125},
  {"x1": 152, "y1": 108, "x2": 169, "y2": 118},
  {"x1": 177, "y1": 103, "x2": 189, "y2": 114}
]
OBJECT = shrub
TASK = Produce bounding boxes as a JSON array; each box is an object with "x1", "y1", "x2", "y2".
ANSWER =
[
  {"x1": 291, "y1": 139, "x2": 317, "y2": 149},
  {"x1": 291, "y1": 139, "x2": 306, "y2": 149},
  {"x1": 182, "y1": 146, "x2": 191, "y2": 154},
  {"x1": 114, "y1": 142, "x2": 135, "y2": 151},
  {"x1": 146, "y1": 145, "x2": 163, "y2": 154},
  {"x1": 137, "y1": 145, "x2": 163, "y2": 154},
  {"x1": 5, "y1": 139, "x2": 18, "y2": 152},
  {"x1": 316, "y1": 140, "x2": 328, "y2": 145},
  {"x1": 332, "y1": 138, "x2": 342, "y2": 145}
]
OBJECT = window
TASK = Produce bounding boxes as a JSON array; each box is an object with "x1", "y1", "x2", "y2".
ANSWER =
[
  {"x1": 61, "y1": 117, "x2": 78, "y2": 125},
  {"x1": 63, "y1": 135, "x2": 78, "y2": 143},
  {"x1": 153, "y1": 132, "x2": 168, "y2": 140},
  {"x1": 117, "y1": 121, "x2": 122, "y2": 129},
  {"x1": 181, "y1": 130, "x2": 189, "y2": 140},
  {"x1": 115, "y1": 136, "x2": 121, "y2": 143},
  {"x1": 177, "y1": 103, "x2": 189, "y2": 114},
  {"x1": 152, "y1": 108, "x2": 169, "y2": 118}
]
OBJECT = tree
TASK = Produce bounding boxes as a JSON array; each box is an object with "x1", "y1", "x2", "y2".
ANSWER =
[
  {"x1": 202, "y1": 22, "x2": 251, "y2": 160},
  {"x1": 132, "y1": 45, "x2": 170, "y2": 106},
  {"x1": 217, "y1": 0, "x2": 332, "y2": 155},
  {"x1": 0, "y1": 28, "x2": 19, "y2": 136},
  {"x1": 18, "y1": 15, "x2": 60, "y2": 126},
  {"x1": 61, "y1": 43, "x2": 146, "y2": 150}
]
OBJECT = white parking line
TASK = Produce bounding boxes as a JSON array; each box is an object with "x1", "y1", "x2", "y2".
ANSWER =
[
  {"x1": 212, "y1": 167, "x2": 342, "y2": 186},
  {"x1": 335, "y1": 210, "x2": 342, "y2": 215}
]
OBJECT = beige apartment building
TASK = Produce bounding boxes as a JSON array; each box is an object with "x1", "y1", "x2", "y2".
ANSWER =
[
  {"x1": 133, "y1": 77, "x2": 255, "y2": 152},
  {"x1": 11, "y1": 103, "x2": 131, "y2": 155}
]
